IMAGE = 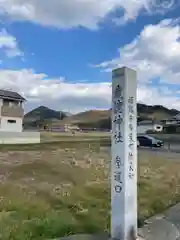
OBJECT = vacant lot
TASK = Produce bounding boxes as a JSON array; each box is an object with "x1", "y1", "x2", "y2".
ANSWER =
[{"x1": 0, "y1": 142, "x2": 180, "y2": 240}]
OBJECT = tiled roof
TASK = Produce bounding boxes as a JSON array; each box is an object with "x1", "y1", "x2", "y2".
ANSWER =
[{"x1": 0, "y1": 89, "x2": 26, "y2": 101}]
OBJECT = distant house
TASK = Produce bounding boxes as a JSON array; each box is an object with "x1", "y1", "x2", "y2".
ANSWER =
[
  {"x1": 0, "y1": 89, "x2": 26, "y2": 132},
  {"x1": 51, "y1": 123, "x2": 80, "y2": 132},
  {"x1": 137, "y1": 120, "x2": 163, "y2": 134},
  {"x1": 172, "y1": 113, "x2": 180, "y2": 120},
  {"x1": 161, "y1": 114, "x2": 180, "y2": 125},
  {"x1": 161, "y1": 119, "x2": 180, "y2": 125},
  {"x1": 161, "y1": 114, "x2": 180, "y2": 133}
]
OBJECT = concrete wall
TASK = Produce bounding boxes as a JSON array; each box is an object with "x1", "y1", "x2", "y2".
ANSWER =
[
  {"x1": 0, "y1": 131, "x2": 40, "y2": 144},
  {"x1": 0, "y1": 117, "x2": 23, "y2": 132}
]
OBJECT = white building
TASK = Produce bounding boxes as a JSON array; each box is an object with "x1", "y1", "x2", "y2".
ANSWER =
[
  {"x1": 0, "y1": 89, "x2": 26, "y2": 132},
  {"x1": 137, "y1": 120, "x2": 163, "y2": 134}
]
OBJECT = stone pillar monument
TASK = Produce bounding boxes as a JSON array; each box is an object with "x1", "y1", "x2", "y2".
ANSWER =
[
  {"x1": 60, "y1": 66, "x2": 139, "y2": 240},
  {"x1": 111, "y1": 67, "x2": 137, "y2": 240}
]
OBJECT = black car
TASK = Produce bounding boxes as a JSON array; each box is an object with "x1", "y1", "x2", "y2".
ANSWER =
[{"x1": 137, "y1": 135, "x2": 164, "y2": 148}]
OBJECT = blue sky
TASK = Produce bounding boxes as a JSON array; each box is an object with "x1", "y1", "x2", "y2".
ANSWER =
[{"x1": 0, "y1": 0, "x2": 180, "y2": 113}]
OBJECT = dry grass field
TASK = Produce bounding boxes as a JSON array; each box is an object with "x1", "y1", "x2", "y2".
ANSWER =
[
  {"x1": 40, "y1": 131, "x2": 180, "y2": 144},
  {"x1": 0, "y1": 140, "x2": 180, "y2": 239},
  {"x1": 40, "y1": 131, "x2": 110, "y2": 143}
]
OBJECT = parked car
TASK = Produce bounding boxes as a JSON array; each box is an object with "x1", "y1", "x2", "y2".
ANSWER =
[{"x1": 137, "y1": 135, "x2": 164, "y2": 148}]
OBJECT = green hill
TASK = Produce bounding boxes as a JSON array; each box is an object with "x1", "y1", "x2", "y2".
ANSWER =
[
  {"x1": 24, "y1": 104, "x2": 179, "y2": 129},
  {"x1": 24, "y1": 106, "x2": 67, "y2": 128}
]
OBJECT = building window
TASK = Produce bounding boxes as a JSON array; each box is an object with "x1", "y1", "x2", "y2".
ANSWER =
[{"x1": 7, "y1": 119, "x2": 16, "y2": 123}]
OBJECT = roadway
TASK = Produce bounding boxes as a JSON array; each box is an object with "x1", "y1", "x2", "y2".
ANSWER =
[
  {"x1": 139, "y1": 143, "x2": 180, "y2": 153},
  {"x1": 101, "y1": 143, "x2": 180, "y2": 160},
  {"x1": 137, "y1": 143, "x2": 180, "y2": 160}
]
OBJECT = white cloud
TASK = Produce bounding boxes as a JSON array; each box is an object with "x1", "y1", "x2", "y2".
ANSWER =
[
  {"x1": 0, "y1": 68, "x2": 111, "y2": 113},
  {"x1": 137, "y1": 85, "x2": 180, "y2": 110},
  {"x1": 0, "y1": 0, "x2": 177, "y2": 29},
  {"x1": 0, "y1": 68, "x2": 179, "y2": 113},
  {"x1": 95, "y1": 18, "x2": 180, "y2": 84},
  {"x1": 0, "y1": 28, "x2": 22, "y2": 58}
]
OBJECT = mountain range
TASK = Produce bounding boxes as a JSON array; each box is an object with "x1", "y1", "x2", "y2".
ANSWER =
[{"x1": 23, "y1": 104, "x2": 179, "y2": 129}]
